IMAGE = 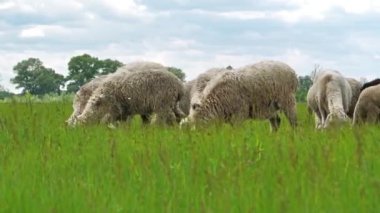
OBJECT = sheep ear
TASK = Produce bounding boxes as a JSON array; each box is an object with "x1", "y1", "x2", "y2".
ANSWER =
[{"x1": 192, "y1": 103, "x2": 201, "y2": 110}]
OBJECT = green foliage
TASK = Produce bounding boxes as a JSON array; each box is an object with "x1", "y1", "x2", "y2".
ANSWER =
[
  {"x1": 11, "y1": 58, "x2": 65, "y2": 95},
  {"x1": 167, "y1": 67, "x2": 186, "y2": 81},
  {"x1": 0, "y1": 103, "x2": 379, "y2": 212},
  {"x1": 66, "y1": 54, "x2": 102, "y2": 90},
  {"x1": 296, "y1": 75, "x2": 313, "y2": 102},
  {"x1": 66, "y1": 54, "x2": 123, "y2": 92},
  {"x1": 0, "y1": 85, "x2": 14, "y2": 99},
  {"x1": 0, "y1": 93, "x2": 73, "y2": 103},
  {"x1": 0, "y1": 90, "x2": 14, "y2": 99},
  {"x1": 99, "y1": 59, "x2": 124, "y2": 75}
]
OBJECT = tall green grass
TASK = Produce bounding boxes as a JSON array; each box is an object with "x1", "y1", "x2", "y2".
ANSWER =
[{"x1": 0, "y1": 102, "x2": 379, "y2": 212}]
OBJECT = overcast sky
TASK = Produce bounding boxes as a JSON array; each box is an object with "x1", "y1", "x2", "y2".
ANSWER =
[{"x1": 1, "y1": 0, "x2": 380, "y2": 92}]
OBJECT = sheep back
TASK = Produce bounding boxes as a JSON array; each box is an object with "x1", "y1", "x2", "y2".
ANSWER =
[
  {"x1": 346, "y1": 78, "x2": 362, "y2": 118},
  {"x1": 353, "y1": 84, "x2": 380, "y2": 124},
  {"x1": 308, "y1": 69, "x2": 352, "y2": 128},
  {"x1": 189, "y1": 60, "x2": 298, "y2": 128},
  {"x1": 77, "y1": 65, "x2": 185, "y2": 125}
]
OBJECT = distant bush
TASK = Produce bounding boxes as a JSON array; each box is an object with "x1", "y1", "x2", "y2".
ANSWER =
[
  {"x1": 0, "y1": 90, "x2": 15, "y2": 100},
  {"x1": 0, "y1": 92, "x2": 74, "y2": 103}
]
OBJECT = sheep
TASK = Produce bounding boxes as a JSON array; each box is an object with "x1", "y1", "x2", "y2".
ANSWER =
[
  {"x1": 74, "y1": 65, "x2": 185, "y2": 126},
  {"x1": 307, "y1": 69, "x2": 352, "y2": 129},
  {"x1": 66, "y1": 75, "x2": 108, "y2": 126},
  {"x1": 66, "y1": 61, "x2": 168, "y2": 125},
  {"x1": 346, "y1": 78, "x2": 363, "y2": 118},
  {"x1": 352, "y1": 84, "x2": 380, "y2": 125},
  {"x1": 185, "y1": 60, "x2": 298, "y2": 131},
  {"x1": 179, "y1": 68, "x2": 231, "y2": 116}
]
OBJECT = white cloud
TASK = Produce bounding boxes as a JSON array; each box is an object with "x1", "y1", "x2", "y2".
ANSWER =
[
  {"x1": 102, "y1": 0, "x2": 147, "y2": 16},
  {"x1": 0, "y1": 0, "x2": 150, "y2": 19},
  {"x1": 190, "y1": 8, "x2": 326, "y2": 23},
  {"x1": 191, "y1": 9, "x2": 268, "y2": 20},
  {"x1": 19, "y1": 26, "x2": 45, "y2": 38},
  {"x1": 272, "y1": 8, "x2": 325, "y2": 23},
  {"x1": 169, "y1": 38, "x2": 197, "y2": 49},
  {"x1": 270, "y1": 0, "x2": 380, "y2": 14},
  {"x1": 19, "y1": 25, "x2": 70, "y2": 38},
  {"x1": 191, "y1": 0, "x2": 380, "y2": 23},
  {"x1": 346, "y1": 34, "x2": 380, "y2": 54},
  {"x1": 0, "y1": 1, "x2": 15, "y2": 10},
  {"x1": 1, "y1": 0, "x2": 379, "y2": 93},
  {"x1": 217, "y1": 11, "x2": 268, "y2": 20}
]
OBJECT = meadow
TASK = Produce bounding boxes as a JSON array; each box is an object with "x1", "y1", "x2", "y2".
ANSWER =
[{"x1": 0, "y1": 100, "x2": 379, "y2": 212}]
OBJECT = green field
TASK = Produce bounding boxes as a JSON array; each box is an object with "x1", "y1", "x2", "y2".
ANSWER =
[{"x1": 0, "y1": 101, "x2": 379, "y2": 212}]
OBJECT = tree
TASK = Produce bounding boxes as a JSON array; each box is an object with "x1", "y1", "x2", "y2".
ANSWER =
[
  {"x1": 99, "y1": 59, "x2": 124, "y2": 75},
  {"x1": 0, "y1": 85, "x2": 14, "y2": 99},
  {"x1": 167, "y1": 67, "x2": 186, "y2": 81},
  {"x1": 296, "y1": 75, "x2": 313, "y2": 102},
  {"x1": 66, "y1": 54, "x2": 102, "y2": 88},
  {"x1": 11, "y1": 58, "x2": 65, "y2": 95},
  {"x1": 66, "y1": 54, "x2": 123, "y2": 93},
  {"x1": 35, "y1": 68, "x2": 65, "y2": 94},
  {"x1": 226, "y1": 65, "x2": 233, "y2": 70}
]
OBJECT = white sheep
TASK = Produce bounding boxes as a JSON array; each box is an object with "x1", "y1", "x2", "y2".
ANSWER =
[
  {"x1": 185, "y1": 60, "x2": 298, "y2": 131},
  {"x1": 352, "y1": 83, "x2": 380, "y2": 125},
  {"x1": 307, "y1": 69, "x2": 352, "y2": 128},
  {"x1": 346, "y1": 78, "x2": 363, "y2": 118},
  {"x1": 66, "y1": 61, "x2": 170, "y2": 125},
  {"x1": 179, "y1": 68, "x2": 231, "y2": 116},
  {"x1": 73, "y1": 62, "x2": 185, "y2": 126}
]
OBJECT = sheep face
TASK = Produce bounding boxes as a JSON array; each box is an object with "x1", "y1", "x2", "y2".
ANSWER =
[
  {"x1": 324, "y1": 110, "x2": 350, "y2": 128},
  {"x1": 75, "y1": 93, "x2": 113, "y2": 125},
  {"x1": 188, "y1": 102, "x2": 217, "y2": 124},
  {"x1": 180, "y1": 103, "x2": 210, "y2": 129},
  {"x1": 66, "y1": 115, "x2": 77, "y2": 126}
]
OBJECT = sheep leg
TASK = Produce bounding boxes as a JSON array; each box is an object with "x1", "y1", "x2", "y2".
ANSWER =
[
  {"x1": 155, "y1": 108, "x2": 177, "y2": 126},
  {"x1": 141, "y1": 114, "x2": 151, "y2": 124},
  {"x1": 101, "y1": 113, "x2": 116, "y2": 124},
  {"x1": 282, "y1": 96, "x2": 297, "y2": 128},
  {"x1": 314, "y1": 112, "x2": 322, "y2": 129},
  {"x1": 365, "y1": 104, "x2": 380, "y2": 124},
  {"x1": 269, "y1": 114, "x2": 281, "y2": 132},
  {"x1": 352, "y1": 106, "x2": 364, "y2": 125},
  {"x1": 173, "y1": 102, "x2": 186, "y2": 123},
  {"x1": 318, "y1": 103, "x2": 327, "y2": 129}
]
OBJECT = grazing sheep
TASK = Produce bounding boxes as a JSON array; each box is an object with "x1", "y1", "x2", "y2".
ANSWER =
[
  {"x1": 66, "y1": 75, "x2": 108, "y2": 126},
  {"x1": 346, "y1": 78, "x2": 363, "y2": 118},
  {"x1": 352, "y1": 84, "x2": 380, "y2": 125},
  {"x1": 75, "y1": 66, "x2": 185, "y2": 126},
  {"x1": 179, "y1": 68, "x2": 231, "y2": 116},
  {"x1": 307, "y1": 69, "x2": 352, "y2": 129},
  {"x1": 185, "y1": 60, "x2": 298, "y2": 131},
  {"x1": 66, "y1": 62, "x2": 168, "y2": 125}
]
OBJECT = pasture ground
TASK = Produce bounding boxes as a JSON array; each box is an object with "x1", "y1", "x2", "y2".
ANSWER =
[{"x1": 0, "y1": 101, "x2": 379, "y2": 212}]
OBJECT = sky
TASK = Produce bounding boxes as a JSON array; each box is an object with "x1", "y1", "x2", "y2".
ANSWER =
[{"x1": 1, "y1": 0, "x2": 380, "y2": 92}]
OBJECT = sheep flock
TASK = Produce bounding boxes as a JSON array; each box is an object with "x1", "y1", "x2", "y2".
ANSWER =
[{"x1": 67, "y1": 60, "x2": 380, "y2": 131}]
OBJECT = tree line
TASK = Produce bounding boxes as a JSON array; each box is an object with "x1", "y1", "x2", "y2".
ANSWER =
[
  {"x1": 7, "y1": 54, "x2": 186, "y2": 96},
  {"x1": 1, "y1": 54, "x2": 313, "y2": 102}
]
